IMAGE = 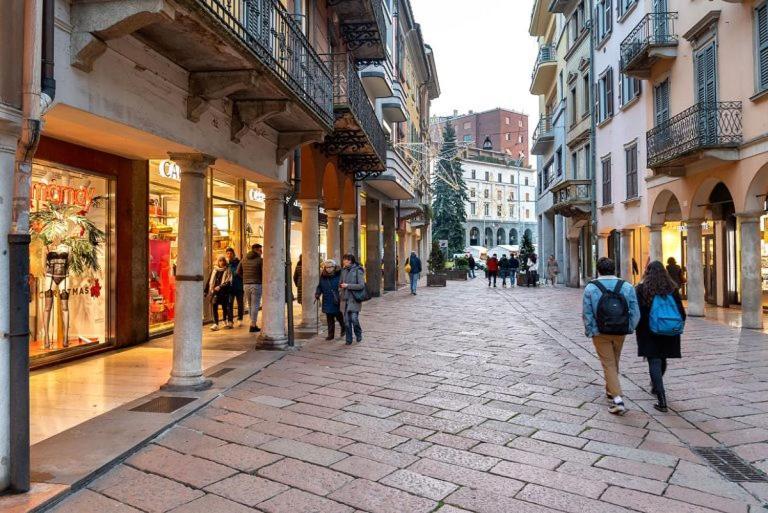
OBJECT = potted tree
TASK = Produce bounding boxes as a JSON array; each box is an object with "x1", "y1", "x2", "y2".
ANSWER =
[
  {"x1": 427, "y1": 241, "x2": 447, "y2": 287},
  {"x1": 517, "y1": 231, "x2": 536, "y2": 286}
]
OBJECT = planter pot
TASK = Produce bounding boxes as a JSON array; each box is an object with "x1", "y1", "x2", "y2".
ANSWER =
[
  {"x1": 516, "y1": 273, "x2": 527, "y2": 286},
  {"x1": 446, "y1": 269, "x2": 468, "y2": 281},
  {"x1": 427, "y1": 273, "x2": 447, "y2": 287}
]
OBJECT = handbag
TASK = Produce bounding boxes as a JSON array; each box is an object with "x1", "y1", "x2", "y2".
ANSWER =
[
  {"x1": 350, "y1": 267, "x2": 371, "y2": 302},
  {"x1": 405, "y1": 263, "x2": 412, "y2": 273}
]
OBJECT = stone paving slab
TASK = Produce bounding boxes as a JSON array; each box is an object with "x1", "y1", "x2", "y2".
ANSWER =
[{"x1": 45, "y1": 281, "x2": 768, "y2": 512}]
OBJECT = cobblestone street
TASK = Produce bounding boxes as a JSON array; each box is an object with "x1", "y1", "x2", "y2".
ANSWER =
[{"x1": 47, "y1": 279, "x2": 768, "y2": 513}]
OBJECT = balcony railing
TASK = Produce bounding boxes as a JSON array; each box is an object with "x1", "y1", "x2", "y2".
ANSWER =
[
  {"x1": 531, "y1": 45, "x2": 556, "y2": 81},
  {"x1": 552, "y1": 179, "x2": 592, "y2": 219},
  {"x1": 199, "y1": 0, "x2": 334, "y2": 126},
  {"x1": 620, "y1": 12, "x2": 678, "y2": 75},
  {"x1": 531, "y1": 115, "x2": 554, "y2": 155},
  {"x1": 646, "y1": 101, "x2": 743, "y2": 168},
  {"x1": 335, "y1": 0, "x2": 387, "y2": 60},
  {"x1": 323, "y1": 53, "x2": 387, "y2": 174}
]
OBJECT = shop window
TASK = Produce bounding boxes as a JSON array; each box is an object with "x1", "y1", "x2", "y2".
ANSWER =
[{"x1": 29, "y1": 162, "x2": 113, "y2": 360}]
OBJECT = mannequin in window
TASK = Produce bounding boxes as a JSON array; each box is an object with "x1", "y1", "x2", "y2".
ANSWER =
[{"x1": 43, "y1": 242, "x2": 71, "y2": 349}]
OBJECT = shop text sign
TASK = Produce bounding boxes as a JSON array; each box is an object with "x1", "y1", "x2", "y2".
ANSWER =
[
  {"x1": 248, "y1": 188, "x2": 266, "y2": 202},
  {"x1": 32, "y1": 181, "x2": 97, "y2": 210},
  {"x1": 158, "y1": 160, "x2": 181, "y2": 181}
]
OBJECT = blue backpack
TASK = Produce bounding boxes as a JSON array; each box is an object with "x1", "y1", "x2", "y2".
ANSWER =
[{"x1": 649, "y1": 294, "x2": 684, "y2": 336}]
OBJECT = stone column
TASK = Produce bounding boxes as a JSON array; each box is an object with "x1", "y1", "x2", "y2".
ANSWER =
[
  {"x1": 686, "y1": 220, "x2": 705, "y2": 317},
  {"x1": 259, "y1": 183, "x2": 291, "y2": 347},
  {"x1": 620, "y1": 229, "x2": 634, "y2": 283},
  {"x1": 397, "y1": 230, "x2": 407, "y2": 286},
  {"x1": 382, "y1": 206, "x2": 397, "y2": 291},
  {"x1": 649, "y1": 224, "x2": 663, "y2": 264},
  {"x1": 299, "y1": 199, "x2": 320, "y2": 330},
  {"x1": 342, "y1": 213, "x2": 357, "y2": 257},
  {"x1": 366, "y1": 198, "x2": 382, "y2": 297},
  {"x1": 568, "y1": 236, "x2": 580, "y2": 288},
  {"x1": 325, "y1": 209, "x2": 341, "y2": 263},
  {"x1": 164, "y1": 153, "x2": 215, "y2": 391},
  {"x1": 739, "y1": 213, "x2": 764, "y2": 329}
]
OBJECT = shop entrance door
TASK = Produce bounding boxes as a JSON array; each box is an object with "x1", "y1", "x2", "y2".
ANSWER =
[{"x1": 704, "y1": 234, "x2": 716, "y2": 305}]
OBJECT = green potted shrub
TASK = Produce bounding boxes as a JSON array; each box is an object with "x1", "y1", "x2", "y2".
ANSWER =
[
  {"x1": 447, "y1": 256, "x2": 469, "y2": 281},
  {"x1": 517, "y1": 231, "x2": 536, "y2": 286},
  {"x1": 427, "y1": 241, "x2": 447, "y2": 287}
]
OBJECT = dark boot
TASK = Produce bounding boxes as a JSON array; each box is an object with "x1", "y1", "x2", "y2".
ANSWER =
[
  {"x1": 325, "y1": 315, "x2": 335, "y2": 340},
  {"x1": 654, "y1": 392, "x2": 668, "y2": 413}
]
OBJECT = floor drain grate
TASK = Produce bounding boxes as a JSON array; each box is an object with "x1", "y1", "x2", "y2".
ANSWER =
[
  {"x1": 693, "y1": 447, "x2": 768, "y2": 482},
  {"x1": 130, "y1": 396, "x2": 196, "y2": 413},
  {"x1": 207, "y1": 367, "x2": 235, "y2": 378}
]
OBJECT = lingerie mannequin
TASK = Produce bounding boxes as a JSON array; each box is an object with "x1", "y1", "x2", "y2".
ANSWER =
[{"x1": 43, "y1": 243, "x2": 70, "y2": 349}]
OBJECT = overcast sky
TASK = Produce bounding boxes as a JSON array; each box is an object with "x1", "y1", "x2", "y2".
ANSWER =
[{"x1": 411, "y1": 0, "x2": 538, "y2": 121}]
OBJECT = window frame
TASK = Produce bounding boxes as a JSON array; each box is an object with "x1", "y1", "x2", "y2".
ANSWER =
[
  {"x1": 625, "y1": 143, "x2": 638, "y2": 199},
  {"x1": 601, "y1": 156, "x2": 612, "y2": 206},
  {"x1": 756, "y1": 1, "x2": 768, "y2": 93}
]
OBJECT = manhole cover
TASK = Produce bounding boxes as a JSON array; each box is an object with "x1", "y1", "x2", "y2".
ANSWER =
[
  {"x1": 130, "y1": 396, "x2": 196, "y2": 413},
  {"x1": 207, "y1": 367, "x2": 235, "y2": 378},
  {"x1": 693, "y1": 447, "x2": 768, "y2": 482}
]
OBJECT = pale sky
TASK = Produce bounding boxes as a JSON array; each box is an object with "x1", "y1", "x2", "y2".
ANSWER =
[{"x1": 411, "y1": 0, "x2": 539, "y2": 123}]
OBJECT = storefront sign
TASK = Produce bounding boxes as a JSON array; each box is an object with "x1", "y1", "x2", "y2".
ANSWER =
[
  {"x1": 248, "y1": 188, "x2": 266, "y2": 202},
  {"x1": 158, "y1": 159, "x2": 181, "y2": 181},
  {"x1": 32, "y1": 181, "x2": 97, "y2": 211}
]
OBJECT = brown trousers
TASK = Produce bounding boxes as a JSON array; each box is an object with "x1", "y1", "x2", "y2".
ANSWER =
[{"x1": 592, "y1": 334, "x2": 625, "y2": 398}]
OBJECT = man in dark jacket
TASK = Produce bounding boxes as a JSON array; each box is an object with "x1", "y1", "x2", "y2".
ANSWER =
[
  {"x1": 225, "y1": 247, "x2": 244, "y2": 327},
  {"x1": 510, "y1": 253, "x2": 520, "y2": 287},
  {"x1": 406, "y1": 251, "x2": 422, "y2": 295},
  {"x1": 499, "y1": 254, "x2": 511, "y2": 287},
  {"x1": 467, "y1": 254, "x2": 476, "y2": 279},
  {"x1": 486, "y1": 254, "x2": 499, "y2": 287},
  {"x1": 237, "y1": 244, "x2": 263, "y2": 333}
]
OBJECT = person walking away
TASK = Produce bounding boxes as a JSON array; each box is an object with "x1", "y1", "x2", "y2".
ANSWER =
[
  {"x1": 665, "y1": 257, "x2": 686, "y2": 291},
  {"x1": 406, "y1": 251, "x2": 422, "y2": 295},
  {"x1": 526, "y1": 253, "x2": 539, "y2": 287},
  {"x1": 486, "y1": 254, "x2": 499, "y2": 287},
  {"x1": 293, "y1": 254, "x2": 303, "y2": 304},
  {"x1": 582, "y1": 257, "x2": 640, "y2": 415},
  {"x1": 636, "y1": 261, "x2": 686, "y2": 412},
  {"x1": 498, "y1": 254, "x2": 511, "y2": 287},
  {"x1": 467, "y1": 254, "x2": 476, "y2": 279},
  {"x1": 238, "y1": 243, "x2": 263, "y2": 333},
  {"x1": 206, "y1": 255, "x2": 233, "y2": 330},
  {"x1": 315, "y1": 260, "x2": 345, "y2": 340},
  {"x1": 340, "y1": 254, "x2": 365, "y2": 345},
  {"x1": 509, "y1": 252, "x2": 520, "y2": 287},
  {"x1": 546, "y1": 255, "x2": 559, "y2": 287},
  {"x1": 225, "y1": 247, "x2": 244, "y2": 327}
]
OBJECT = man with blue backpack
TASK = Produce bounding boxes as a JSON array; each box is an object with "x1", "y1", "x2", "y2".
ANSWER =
[
  {"x1": 634, "y1": 261, "x2": 686, "y2": 413},
  {"x1": 582, "y1": 257, "x2": 641, "y2": 415}
]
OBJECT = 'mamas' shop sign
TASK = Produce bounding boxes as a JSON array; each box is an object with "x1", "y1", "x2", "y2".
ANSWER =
[{"x1": 32, "y1": 181, "x2": 97, "y2": 211}]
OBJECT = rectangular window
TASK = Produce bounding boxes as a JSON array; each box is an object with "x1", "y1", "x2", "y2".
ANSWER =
[
  {"x1": 498, "y1": 173, "x2": 502, "y2": 182},
  {"x1": 470, "y1": 202, "x2": 476, "y2": 215},
  {"x1": 505, "y1": 133, "x2": 511, "y2": 141},
  {"x1": 597, "y1": 68, "x2": 614, "y2": 122},
  {"x1": 525, "y1": 192, "x2": 530, "y2": 201},
  {"x1": 583, "y1": 74, "x2": 590, "y2": 117},
  {"x1": 470, "y1": 188, "x2": 476, "y2": 198},
  {"x1": 471, "y1": 169, "x2": 476, "y2": 179},
  {"x1": 518, "y1": 135, "x2": 523, "y2": 143},
  {"x1": 620, "y1": 73, "x2": 641, "y2": 106},
  {"x1": 497, "y1": 189, "x2": 502, "y2": 201},
  {"x1": 556, "y1": 149, "x2": 563, "y2": 176},
  {"x1": 585, "y1": 143, "x2": 591, "y2": 178},
  {"x1": 571, "y1": 152, "x2": 579, "y2": 179},
  {"x1": 618, "y1": 0, "x2": 637, "y2": 18},
  {"x1": 484, "y1": 203, "x2": 490, "y2": 216},
  {"x1": 525, "y1": 177, "x2": 530, "y2": 186},
  {"x1": 505, "y1": 117, "x2": 510, "y2": 125},
  {"x1": 602, "y1": 157, "x2": 612, "y2": 205},
  {"x1": 525, "y1": 209, "x2": 531, "y2": 219},
  {"x1": 695, "y1": 41, "x2": 718, "y2": 103},
  {"x1": 596, "y1": 0, "x2": 613, "y2": 42},
  {"x1": 484, "y1": 189, "x2": 489, "y2": 199},
  {"x1": 497, "y1": 205, "x2": 503, "y2": 217},
  {"x1": 463, "y1": 121, "x2": 471, "y2": 129},
  {"x1": 654, "y1": 79, "x2": 670, "y2": 126},
  {"x1": 757, "y1": 2, "x2": 768, "y2": 93},
  {"x1": 625, "y1": 144, "x2": 638, "y2": 199},
  {"x1": 570, "y1": 87, "x2": 578, "y2": 126},
  {"x1": 511, "y1": 174, "x2": 515, "y2": 184},
  {"x1": 485, "y1": 171, "x2": 490, "y2": 181}
]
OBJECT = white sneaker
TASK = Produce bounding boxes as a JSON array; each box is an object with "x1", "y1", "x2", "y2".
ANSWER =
[
  {"x1": 609, "y1": 400, "x2": 627, "y2": 415},
  {"x1": 235, "y1": 320, "x2": 242, "y2": 328},
  {"x1": 210, "y1": 324, "x2": 220, "y2": 331}
]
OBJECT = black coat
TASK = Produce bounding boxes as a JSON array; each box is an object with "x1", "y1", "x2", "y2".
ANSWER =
[{"x1": 635, "y1": 285, "x2": 685, "y2": 359}]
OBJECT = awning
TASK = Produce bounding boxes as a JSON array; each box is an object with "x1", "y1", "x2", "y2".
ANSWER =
[{"x1": 365, "y1": 173, "x2": 414, "y2": 200}]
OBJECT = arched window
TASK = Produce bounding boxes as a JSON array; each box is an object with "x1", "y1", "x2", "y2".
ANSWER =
[
  {"x1": 484, "y1": 227, "x2": 493, "y2": 248},
  {"x1": 509, "y1": 228, "x2": 518, "y2": 245},
  {"x1": 469, "y1": 227, "x2": 480, "y2": 246},
  {"x1": 497, "y1": 228, "x2": 506, "y2": 245},
  {"x1": 524, "y1": 228, "x2": 533, "y2": 242}
]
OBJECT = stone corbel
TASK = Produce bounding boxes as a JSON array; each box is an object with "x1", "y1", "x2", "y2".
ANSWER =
[
  {"x1": 187, "y1": 71, "x2": 262, "y2": 122},
  {"x1": 230, "y1": 100, "x2": 290, "y2": 143},
  {"x1": 71, "y1": 0, "x2": 173, "y2": 72},
  {"x1": 276, "y1": 131, "x2": 326, "y2": 164}
]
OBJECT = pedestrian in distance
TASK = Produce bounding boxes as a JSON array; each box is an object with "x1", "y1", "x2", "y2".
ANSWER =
[
  {"x1": 509, "y1": 252, "x2": 520, "y2": 287},
  {"x1": 340, "y1": 254, "x2": 366, "y2": 345},
  {"x1": 206, "y1": 255, "x2": 234, "y2": 331},
  {"x1": 546, "y1": 254, "x2": 559, "y2": 287},
  {"x1": 499, "y1": 254, "x2": 511, "y2": 287},
  {"x1": 582, "y1": 257, "x2": 641, "y2": 415},
  {"x1": 486, "y1": 253, "x2": 499, "y2": 287},
  {"x1": 405, "y1": 251, "x2": 422, "y2": 295},
  {"x1": 467, "y1": 254, "x2": 476, "y2": 279},
  {"x1": 665, "y1": 257, "x2": 686, "y2": 291},
  {"x1": 526, "y1": 253, "x2": 539, "y2": 287},
  {"x1": 293, "y1": 254, "x2": 303, "y2": 304},
  {"x1": 237, "y1": 243, "x2": 263, "y2": 333},
  {"x1": 635, "y1": 260, "x2": 686, "y2": 413},
  {"x1": 315, "y1": 260, "x2": 346, "y2": 341},
  {"x1": 225, "y1": 247, "x2": 244, "y2": 328}
]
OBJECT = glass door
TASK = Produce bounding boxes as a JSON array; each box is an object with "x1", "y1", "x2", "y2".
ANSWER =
[{"x1": 704, "y1": 233, "x2": 716, "y2": 305}]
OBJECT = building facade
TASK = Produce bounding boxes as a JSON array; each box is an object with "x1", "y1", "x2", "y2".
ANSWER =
[
  {"x1": 0, "y1": 0, "x2": 437, "y2": 491},
  {"x1": 430, "y1": 108, "x2": 530, "y2": 165},
  {"x1": 462, "y1": 148, "x2": 538, "y2": 250}
]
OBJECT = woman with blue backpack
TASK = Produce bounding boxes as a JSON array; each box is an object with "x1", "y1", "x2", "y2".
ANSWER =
[{"x1": 635, "y1": 260, "x2": 686, "y2": 413}]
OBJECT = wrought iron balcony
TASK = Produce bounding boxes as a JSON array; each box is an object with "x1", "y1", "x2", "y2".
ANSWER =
[
  {"x1": 531, "y1": 115, "x2": 554, "y2": 155},
  {"x1": 330, "y1": 0, "x2": 387, "y2": 62},
  {"x1": 551, "y1": 179, "x2": 592, "y2": 220},
  {"x1": 620, "y1": 12, "x2": 678, "y2": 79},
  {"x1": 530, "y1": 45, "x2": 557, "y2": 95},
  {"x1": 646, "y1": 101, "x2": 742, "y2": 171},
  {"x1": 321, "y1": 53, "x2": 387, "y2": 178},
  {"x1": 199, "y1": 0, "x2": 334, "y2": 126}
]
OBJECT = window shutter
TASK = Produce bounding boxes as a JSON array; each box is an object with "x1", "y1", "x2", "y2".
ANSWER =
[
  {"x1": 759, "y1": 3, "x2": 768, "y2": 91},
  {"x1": 606, "y1": 69, "x2": 614, "y2": 117},
  {"x1": 606, "y1": 0, "x2": 613, "y2": 34},
  {"x1": 619, "y1": 74, "x2": 624, "y2": 105}
]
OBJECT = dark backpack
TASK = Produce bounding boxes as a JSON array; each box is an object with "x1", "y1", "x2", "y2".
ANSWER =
[{"x1": 591, "y1": 280, "x2": 631, "y2": 335}]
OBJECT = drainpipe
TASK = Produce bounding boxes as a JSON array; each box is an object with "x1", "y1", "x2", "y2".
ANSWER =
[
  {"x1": 588, "y1": 0, "x2": 597, "y2": 279},
  {"x1": 9, "y1": 0, "x2": 54, "y2": 493}
]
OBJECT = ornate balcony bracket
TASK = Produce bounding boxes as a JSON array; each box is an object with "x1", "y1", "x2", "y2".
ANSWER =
[
  {"x1": 322, "y1": 129, "x2": 371, "y2": 156},
  {"x1": 187, "y1": 70, "x2": 263, "y2": 122},
  {"x1": 340, "y1": 155, "x2": 385, "y2": 181},
  {"x1": 231, "y1": 100, "x2": 290, "y2": 143},
  {"x1": 277, "y1": 131, "x2": 325, "y2": 164},
  {"x1": 340, "y1": 22, "x2": 383, "y2": 51}
]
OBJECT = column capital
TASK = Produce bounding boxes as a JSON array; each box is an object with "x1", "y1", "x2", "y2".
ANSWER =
[
  {"x1": 299, "y1": 198, "x2": 321, "y2": 209},
  {"x1": 341, "y1": 213, "x2": 357, "y2": 221},
  {"x1": 260, "y1": 182, "x2": 293, "y2": 199},
  {"x1": 736, "y1": 211, "x2": 764, "y2": 223},
  {"x1": 167, "y1": 152, "x2": 216, "y2": 170},
  {"x1": 597, "y1": 232, "x2": 610, "y2": 239},
  {"x1": 325, "y1": 209, "x2": 342, "y2": 218},
  {"x1": 620, "y1": 228, "x2": 634, "y2": 235},
  {"x1": 684, "y1": 218, "x2": 705, "y2": 225},
  {"x1": 648, "y1": 224, "x2": 664, "y2": 232}
]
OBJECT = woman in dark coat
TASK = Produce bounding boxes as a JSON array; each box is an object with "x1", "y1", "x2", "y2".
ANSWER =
[
  {"x1": 315, "y1": 260, "x2": 345, "y2": 340},
  {"x1": 635, "y1": 260, "x2": 686, "y2": 412}
]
